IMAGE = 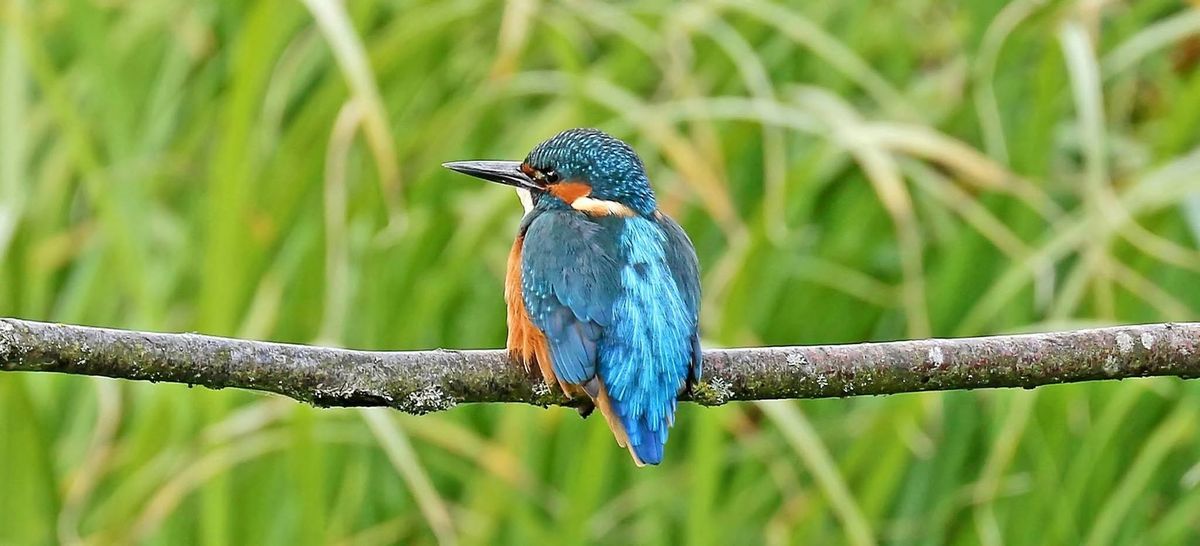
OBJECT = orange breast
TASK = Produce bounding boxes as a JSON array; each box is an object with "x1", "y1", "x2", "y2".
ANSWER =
[{"x1": 506, "y1": 236, "x2": 571, "y2": 394}]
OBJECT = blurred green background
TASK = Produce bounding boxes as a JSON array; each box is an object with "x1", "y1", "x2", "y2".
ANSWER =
[{"x1": 3, "y1": 0, "x2": 1200, "y2": 544}]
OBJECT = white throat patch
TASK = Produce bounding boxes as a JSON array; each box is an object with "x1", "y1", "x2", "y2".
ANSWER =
[{"x1": 515, "y1": 188, "x2": 534, "y2": 216}]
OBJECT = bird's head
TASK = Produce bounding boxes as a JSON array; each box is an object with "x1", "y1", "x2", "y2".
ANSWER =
[{"x1": 443, "y1": 128, "x2": 656, "y2": 217}]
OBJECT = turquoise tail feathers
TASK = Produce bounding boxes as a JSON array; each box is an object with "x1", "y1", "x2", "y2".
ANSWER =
[
  {"x1": 612, "y1": 395, "x2": 674, "y2": 466},
  {"x1": 628, "y1": 419, "x2": 667, "y2": 465}
]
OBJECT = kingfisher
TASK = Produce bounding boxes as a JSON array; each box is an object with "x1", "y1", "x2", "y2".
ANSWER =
[{"x1": 444, "y1": 128, "x2": 701, "y2": 466}]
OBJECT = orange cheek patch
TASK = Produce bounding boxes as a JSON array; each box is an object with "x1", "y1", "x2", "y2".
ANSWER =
[{"x1": 548, "y1": 181, "x2": 592, "y2": 204}]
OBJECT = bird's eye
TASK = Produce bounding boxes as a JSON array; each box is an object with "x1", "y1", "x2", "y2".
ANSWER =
[{"x1": 530, "y1": 168, "x2": 559, "y2": 184}]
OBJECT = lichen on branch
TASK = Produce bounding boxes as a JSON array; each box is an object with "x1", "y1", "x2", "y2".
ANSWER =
[{"x1": 2, "y1": 318, "x2": 1199, "y2": 414}]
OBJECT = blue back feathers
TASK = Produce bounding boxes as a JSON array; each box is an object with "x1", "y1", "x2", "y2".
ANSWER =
[
  {"x1": 601, "y1": 216, "x2": 695, "y2": 464},
  {"x1": 517, "y1": 128, "x2": 701, "y2": 465}
]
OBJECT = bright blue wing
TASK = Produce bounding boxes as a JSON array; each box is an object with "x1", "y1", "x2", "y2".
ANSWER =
[
  {"x1": 597, "y1": 214, "x2": 696, "y2": 465},
  {"x1": 520, "y1": 210, "x2": 622, "y2": 385},
  {"x1": 655, "y1": 212, "x2": 703, "y2": 382}
]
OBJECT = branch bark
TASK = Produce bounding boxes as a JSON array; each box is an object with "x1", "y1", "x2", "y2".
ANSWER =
[{"x1": 2, "y1": 318, "x2": 1198, "y2": 414}]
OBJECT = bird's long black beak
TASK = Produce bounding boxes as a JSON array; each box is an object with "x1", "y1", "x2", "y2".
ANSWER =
[{"x1": 442, "y1": 160, "x2": 543, "y2": 191}]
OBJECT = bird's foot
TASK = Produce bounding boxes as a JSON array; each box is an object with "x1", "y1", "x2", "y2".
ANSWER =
[{"x1": 565, "y1": 397, "x2": 596, "y2": 419}]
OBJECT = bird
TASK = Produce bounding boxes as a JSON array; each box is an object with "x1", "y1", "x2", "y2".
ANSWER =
[{"x1": 443, "y1": 128, "x2": 701, "y2": 466}]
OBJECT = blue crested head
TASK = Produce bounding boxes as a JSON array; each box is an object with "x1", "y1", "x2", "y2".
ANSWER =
[
  {"x1": 524, "y1": 128, "x2": 657, "y2": 215},
  {"x1": 442, "y1": 128, "x2": 658, "y2": 216}
]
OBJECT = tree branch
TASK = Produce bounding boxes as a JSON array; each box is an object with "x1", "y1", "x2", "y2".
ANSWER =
[{"x1": 2, "y1": 318, "x2": 1198, "y2": 414}]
